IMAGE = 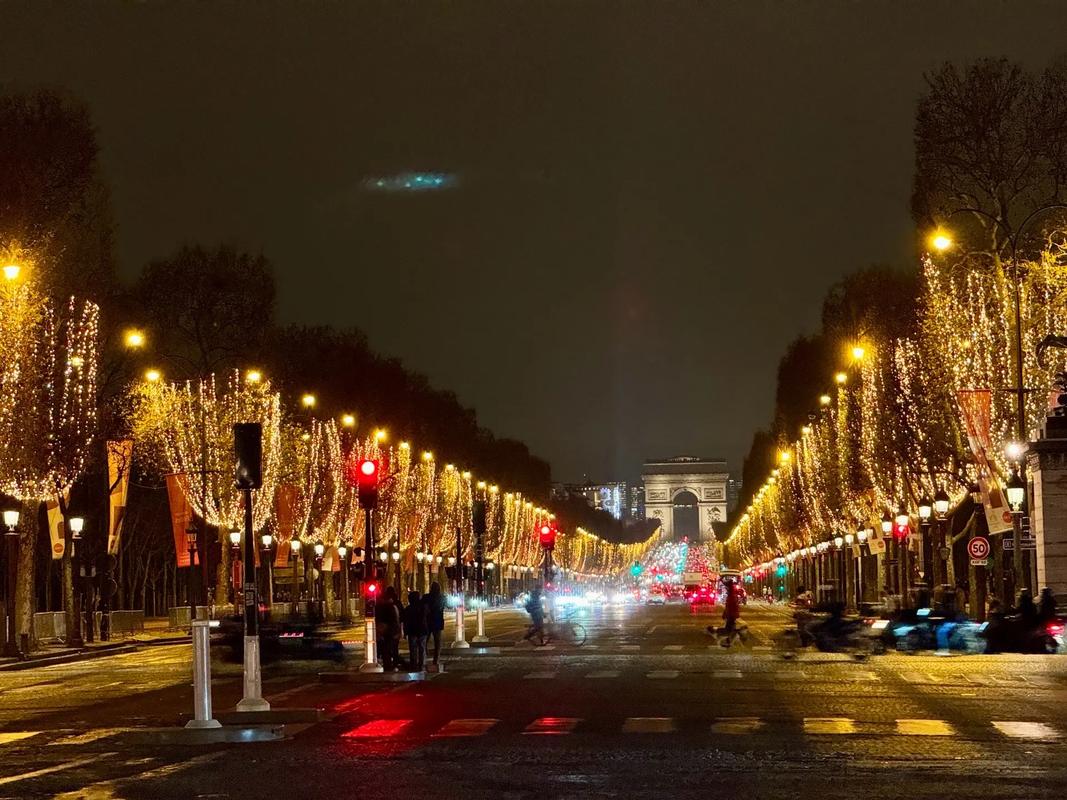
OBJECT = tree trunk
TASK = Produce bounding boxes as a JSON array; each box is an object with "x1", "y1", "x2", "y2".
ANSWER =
[{"x1": 14, "y1": 502, "x2": 39, "y2": 652}]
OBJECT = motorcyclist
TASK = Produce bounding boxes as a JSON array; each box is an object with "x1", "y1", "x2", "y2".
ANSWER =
[{"x1": 1039, "y1": 588, "x2": 1059, "y2": 622}]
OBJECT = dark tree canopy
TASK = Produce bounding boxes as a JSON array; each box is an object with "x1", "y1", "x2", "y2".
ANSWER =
[
  {"x1": 912, "y1": 58, "x2": 1067, "y2": 246},
  {"x1": 0, "y1": 89, "x2": 117, "y2": 301},
  {"x1": 135, "y1": 244, "x2": 277, "y2": 378}
]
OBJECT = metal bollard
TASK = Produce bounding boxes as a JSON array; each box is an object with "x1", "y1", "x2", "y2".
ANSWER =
[
  {"x1": 186, "y1": 619, "x2": 221, "y2": 729},
  {"x1": 472, "y1": 605, "x2": 489, "y2": 644},
  {"x1": 359, "y1": 616, "x2": 383, "y2": 673},
  {"x1": 235, "y1": 635, "x2": 270, "y2": 712},
  {"x1": 451, "y1": 602, "x2": 470, "y2": 648}
]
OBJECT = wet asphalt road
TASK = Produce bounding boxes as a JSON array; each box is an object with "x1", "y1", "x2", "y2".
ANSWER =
[{"x1": 1, "y1": 601, "x2": 1066, "y2": 799}]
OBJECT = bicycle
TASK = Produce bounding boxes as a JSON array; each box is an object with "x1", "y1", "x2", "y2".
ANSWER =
[{"x1": 543, "y1": 612, "x2": 587, "y2": 646}]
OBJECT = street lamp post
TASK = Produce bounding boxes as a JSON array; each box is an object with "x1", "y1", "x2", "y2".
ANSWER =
[
  {"x1": 338, "y1": 544, "x2": 350, "y2": 623},
  {"x1": 918, "y1": 495, "x2": 933, "y2": 593},
  {"x1": 67, "y1": 516, "x2": 85, "y2": 648},
  {"x1": 967, "y1": 483, "x2": 988, "y2": 620},
  {"x1": 895, "y1": 504, "x2": 911, "y2": 607},
  {"x1": 314, "y1": 542, "x2": 325, "y2": 620},
  {"x1": 1007, "y1": 468, "x2": 1027, "y2": 596},
  {"x1": 843, "y1": 532, "x2": 856, "y2": 613},
  {"x1": 289, "y1": 539, "x2": 301, "y2": 615},
  {"x1": 186, "y1": 523, "x2": 198, "y2": 622},
  {"x1": 881, "y1": 511, "x2": 894, "y2": 597},
  {"x1": 934, "y1": 489, "x2": 951, "y2": 593},
  {"x1": 260, "y1": 533, "x2": 273, "y2": 609},
  {"x1": 3, "y1": 509, "x2": 20, "y2": 658},
  {"x1": 229, "y1": 530, "x2": 242, "y2": 610}
]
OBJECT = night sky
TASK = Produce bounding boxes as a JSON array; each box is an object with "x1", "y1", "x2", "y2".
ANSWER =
[{"x1": 3, "y1": 2, "x2": 1066, "y2": 483}]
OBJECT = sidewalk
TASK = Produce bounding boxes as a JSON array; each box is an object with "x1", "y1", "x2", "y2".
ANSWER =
[{"x1": 0, "y1": 618, "x2": 190, "y2": 671}]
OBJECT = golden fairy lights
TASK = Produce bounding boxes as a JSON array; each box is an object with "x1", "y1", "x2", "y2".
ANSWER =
[
  {"x1": 131, "y1": 370, "x2": 654, "y2": 578},
  {"x1": 726, "y1": 225, "x2": 1067, "y2": 567}
]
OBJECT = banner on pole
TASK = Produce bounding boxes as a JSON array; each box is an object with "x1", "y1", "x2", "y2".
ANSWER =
[
  {"x1": 165, "y1": 473, "x2": 195, "y2": 567},
  {"x1": 274, "y1": 484, "x2": 297, "y2": 567},
  {"x1": 957, "y1": 389, "x2": 1013, "y2": 535},
  {"x1": 45, "y1": 495, "x2": 66, "y2": 559},
  {"x1": 106, "y1": 439, "x2": 133, "y2": 555}
]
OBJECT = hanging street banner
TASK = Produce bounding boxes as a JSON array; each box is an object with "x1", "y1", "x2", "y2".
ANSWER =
[
  {"x1": 45, "y1": 495, "x2": 66, "y2": 560},
  {"x1": 274, "y1": 483, "x2": 297, "y2": 567},
  {"x1": 106, "y1": 439, "x2": 134, "y2": 555},
  {"x1": 957, "y1": 389, "x2": 1013, "y2": 535},
  {"x1": 165, "y1": 473, "x2": 195, "y2": 567}
]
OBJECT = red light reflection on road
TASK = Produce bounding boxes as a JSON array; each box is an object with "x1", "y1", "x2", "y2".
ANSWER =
[{"x1": 342, "y1": 719, "x2": 412, "y2": 738}]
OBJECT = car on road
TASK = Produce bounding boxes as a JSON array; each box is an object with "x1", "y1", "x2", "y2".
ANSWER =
[
  {"x1": 646, "y1": 593, "x2": 666, "y2": 605},
  {"x1": 685, "y1": 584, "x2": 717, "y2": 610}
]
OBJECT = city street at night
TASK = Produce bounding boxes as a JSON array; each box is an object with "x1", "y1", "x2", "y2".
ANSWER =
[{"x1": 1, "y1": 602, "x2": 1066, "y2": 799}]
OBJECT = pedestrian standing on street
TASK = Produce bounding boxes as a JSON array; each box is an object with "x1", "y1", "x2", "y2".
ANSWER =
[
  {"x1": 403, "y1": 590, "x2": 429, "y2": 670},
  {"x1": 426, "y1": 582, "x2": 446, "y2": 666},
  {"x1": 375, "y1": 585, "x2": 401, "y2": 670}
]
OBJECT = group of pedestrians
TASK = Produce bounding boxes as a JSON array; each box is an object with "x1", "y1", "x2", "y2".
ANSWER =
[{"x1": 373, "y1": 582, "x2": 447, "y2": 671}]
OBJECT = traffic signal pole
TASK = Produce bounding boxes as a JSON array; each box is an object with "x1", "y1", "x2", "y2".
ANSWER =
[
  {"x1": 234, "y1": 425, "x2": 269, "y2": 713},
  {"x1": 359, "y1": 508, "x2": 383, "y2": 673}
]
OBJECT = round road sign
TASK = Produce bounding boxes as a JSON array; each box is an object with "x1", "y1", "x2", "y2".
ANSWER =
[{"x1": 967, "y1": 536, "x2": 990, "y2": 560}]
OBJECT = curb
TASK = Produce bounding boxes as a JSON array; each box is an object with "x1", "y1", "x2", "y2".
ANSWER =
[{"x1": 0, "y1": 636, "x2": 191, "y2": 672}]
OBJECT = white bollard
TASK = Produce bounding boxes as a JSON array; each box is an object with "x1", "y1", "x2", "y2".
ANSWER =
[
  {"x1": 472, "y1": 604, "x2": 489, "y2": 644},
  {"x1": 452, "y1": 601, "x2": 470, "y2": 648},
  {"x1": 186, "y1": 619, "x2": 221, "y2": 729},
  {"x1": 359, "y1": 616, "x2": 383, "y2": 673},
  {"x1": 236, "y1": 635, "x2": 270, "y2": 712}
]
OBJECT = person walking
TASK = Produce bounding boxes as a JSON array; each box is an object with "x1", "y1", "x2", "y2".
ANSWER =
[
  {"x1": 375, "y1": 585, "x2": 401, "y2": 670},
  {"x1": 403, "y1": 590, "x2": 429, "y2": 670},
  {"x1": 522, "y1": 585, "x2": 546, "y2": 645},
  {"x1": 426, "y1": 582, "x2": 446, "y2": 667}
]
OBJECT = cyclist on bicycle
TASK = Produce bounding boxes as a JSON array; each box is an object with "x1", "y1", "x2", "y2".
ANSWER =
[{"x1": 522, "y1": 585, "x2": 546, "y2": 645}]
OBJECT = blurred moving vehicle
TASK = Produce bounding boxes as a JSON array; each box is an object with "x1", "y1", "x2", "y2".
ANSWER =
[
  {"x1": 686, "y1": 584, "x2": 717, "y2": 611},
  {"x1": 872, "y1": 608, "x2": 984, "y2": 654},
  {"x1": 646, "y1": 593, "x2": 666, "y2": 606},
  {"x1": 981, "y1": 612, "x2": 1063, "y2": 654},
  {"x1": 776, "y1": 604, "x2": 877, "y2": 660},
  {"x1": 216, "y1": 613, "x2": 345, "y2": 663}
]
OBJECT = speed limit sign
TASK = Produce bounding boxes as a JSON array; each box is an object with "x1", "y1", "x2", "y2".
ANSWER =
[{"x1": 968, "y1": 536, "x2": 990, "y2": 561}]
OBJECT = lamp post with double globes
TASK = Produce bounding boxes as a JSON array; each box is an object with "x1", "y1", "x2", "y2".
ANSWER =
[
  {"x1": 895, "y1": 504, "x2": 912, "y2": 606},
  {"x1": 3, "y1": 509, "x2": 20, "y2": 657},
  {"x1": 260, "y1": 534, "x2": 273, "y2": 608},
  {"x1": 289, "y1": 539, "x2": 302, "y2": 614},
  {"x1": 69, "y1": 516, "x2": 85, "y2": 648},
  {"x1": 918, "y1": 495, "x2": 933, "y2": 593},
  {"x1": 229, "y1": 530, "x2": 242, "y2": 610},
  {"x1": 934, "y1": 489, "x2": 951, "y2": 590},
  {"x1": 338, "y1": 544, "x2": 351, "y2": 623},
  {"x1": 1006, "y1": 468, "x2": 1028, "y2": 595},
  {"x1": 881, "y1": 511, "x2": 894, "y2": 597}
]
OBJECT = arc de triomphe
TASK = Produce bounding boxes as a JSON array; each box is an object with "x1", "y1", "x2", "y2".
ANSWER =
[{"x1": 642, "y1": 457, "x2": 729, "y2": 542}]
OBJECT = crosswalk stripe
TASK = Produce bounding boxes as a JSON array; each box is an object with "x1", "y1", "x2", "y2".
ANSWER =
[
  {"x1": 48, "y1": 728, "x2": 128, "y2": 746},
  {"x1": 523, "y1": 717, "x2": 580, "y2": 735},
  {"x1": 523, "y1": 671, "x2": 556, "y2": 680},
  {"x1": 992, "y1": 721, "x2": 1062, "y2": 740},
  {"x1": 463, "y1": 671, "x2": 494, "y2": 680},
  {"x1": 647, "y1": 670, "x2": 679, "y2": 679},
  {"x1": 773, "y1": 670, "x2": 807, "y2": 681},
  {"x1": 663, "y1": 645, "x2": 683, "y2": 651},
  {"x1": 0, "y1": 731, "x2": 41, "y2": 745},
  {"x1": 433, "y1": 719, "x2": 498, "y2": 738},
  {"x1": 713, "y1": 670, "x2": 742, "y2": 679},
  {"x1": 620, "y1": 645, "x2": 640, "y2": 652},
  {"x1": 623, "y1": 717, "x2": 675, "y2": 733},
  {"x1": 897, "y1": 719, "x2": 954, "y2": 736},
  {"x1": 342, "y1": 719, "x2": 412, "y2": 738},
  {"x1": 711, "y1": 717, "x2": 763, "y2": 734},
  {"x1": 804, "y1": 717, "x2": 856, "y2": 734},
  {"x1": 586, "y1": 670, "x2": 620, "y2": 679}
]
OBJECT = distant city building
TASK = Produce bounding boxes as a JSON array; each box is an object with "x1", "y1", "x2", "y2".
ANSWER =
[
  {"x1": 641, "y1": 456, "x2": 729, "y2": 542},
  {"x1": 552, "y1": 479, "x2": 633, "y2": 521},
  {"x1": 629, "y1": 485, "x2": 645, "y2": 520},
  {"x1": 726, "y1": 478, "x2": 741, "y2": 514}
]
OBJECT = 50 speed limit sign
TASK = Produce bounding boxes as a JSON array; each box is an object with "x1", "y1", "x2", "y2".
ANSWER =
[{"x1": 968, "y1": 536, "x2": 990, "y2": 562}]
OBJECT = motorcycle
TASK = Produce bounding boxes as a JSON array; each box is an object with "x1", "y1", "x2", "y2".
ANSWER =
[
  {"x1": 776, "y1": 606, "x2": 877, "y2": 660},
  {"x1": 981, "y1": 614, "x2": 1064, "y2": 654},
  {"x1": 873, "y1": 608, "x2": 985, "y2": 654}
]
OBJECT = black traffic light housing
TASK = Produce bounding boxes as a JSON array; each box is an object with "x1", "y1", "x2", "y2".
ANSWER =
[{"x1": 356, "y1": 459, "x2": 380, "y2": 509}]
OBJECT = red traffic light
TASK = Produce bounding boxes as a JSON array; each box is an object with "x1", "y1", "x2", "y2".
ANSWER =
[
  {"x1": 359, "y1": 459, "x2": 377, "y2": 477},
  {"x1": 538, "y1": 523, "x2": 557, "y2": 548},
  {"x1": 366, "y1": 581, "x2": 378, "y2": 596},
  {"x1": 355, "y1": 459, "x2": 380, "y2": 509}
]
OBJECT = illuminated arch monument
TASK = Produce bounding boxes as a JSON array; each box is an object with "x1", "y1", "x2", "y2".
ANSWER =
[{"x1": 642, "y1": 457, "x2": 728, "y2": 542}]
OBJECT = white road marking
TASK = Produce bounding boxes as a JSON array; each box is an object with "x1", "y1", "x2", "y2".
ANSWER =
[
  {"x1": 647, "y1": 670, "x2": 679, "y2": 679},
  {"x1": 897, "y1": 719, "x2": 954, "y2": 736},
  {"x1": 463, "y1": 671, "x2": 494, "y2": 680},
  {"x1": 0, "y1": 753, "x2": 107, "y2": 787},
  {"x1": 663, "y1": 645, "x2": 683, "y2": 651},
  {"x1": 713, "y1": 670, "x2": 743, "y2": 679},
  {"x1": 992, "y1": 721, "x2": 1062, "y2": 740},
  {"x1": 433, "y1": 719, "x2": 498, "y2": 738},
  {"x1": 49, "y1": 728, "x2": 128, "y2": 746},
  {"x1": 523, "y1": 717, "x2": 580, "y2": 735},
  {"x1": 586, "y1": 670, "x2": 620, "y2": 679},
  {"x1": 804, "y1": 717, "x2": 856, "y2": 734},
  {"x1": 623, "y1": 717, "x2": 675, "y2": 733},
  {"x1": 522, "y1": 671, "x2": 556, "y2": 680},
  {"x1": 711, "y1": 717, "x2": 764, "y2": 734},
  {"x1": 0, "y1": 731, "x2": 41, "y2": 745}
]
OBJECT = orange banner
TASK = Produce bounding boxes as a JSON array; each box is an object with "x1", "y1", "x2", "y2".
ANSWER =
[
  {"x1": 274, "y1": 484, "x2": 297, "y2": 567},
  {"x1": 45, "y1": 495, "x2": 65, "y2": 560},
  {"x1": 107, "y1": 439, "x2": 133, "y2": 555},
  {"x1": 166, "y1": 473, "x2": 196, "y2": 567}
]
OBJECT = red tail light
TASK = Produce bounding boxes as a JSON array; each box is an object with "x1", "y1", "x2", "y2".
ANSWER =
[{"x1": 1048, "y1": 622, "x2": 1064, "y2": 636}]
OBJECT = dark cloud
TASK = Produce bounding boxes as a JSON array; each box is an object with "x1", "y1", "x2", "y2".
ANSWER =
[{"x1": 2, "y1": 1, "x2": 1065, "y2": 481}]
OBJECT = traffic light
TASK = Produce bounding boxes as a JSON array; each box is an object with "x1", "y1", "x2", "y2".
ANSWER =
[
  {"x1": 356, "y1": 459, "x2": 380, "y2": 509},
  {"x1": 538, "y1": 523, "x2": 557, "y2": 549},
  {"x1": 364, "y1": 580, "x2": 379, "y2": 613},
  {"x1": 631, "y1": 561, "x2": 642, "y2": 577}
]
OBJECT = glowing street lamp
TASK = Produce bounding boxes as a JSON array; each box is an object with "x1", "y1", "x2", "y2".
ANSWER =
[
  {"x1": 301, "y1": 393, "x2": 316, "y2": 409},
  {"x1": 1006, "y1": 470, "x2": 1026, "y2": 514},
  {"x1": 144, "y1": 368, "x2": 162, "y2": 383},
  {"x1": 124, "y1": 329, "x2": 146, "y2": 349},
  {"x1": 2, "y1": 264, "x2": 21, "y2": 281},
  {"x1": 929, "y1": 231, "x2": 953, "y2": 252}
]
